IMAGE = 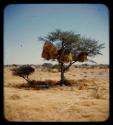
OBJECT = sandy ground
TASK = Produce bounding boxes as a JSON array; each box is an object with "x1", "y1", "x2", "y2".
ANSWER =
[{"x1": 4, "y1": 66, "x2": 109, "y2": 122}]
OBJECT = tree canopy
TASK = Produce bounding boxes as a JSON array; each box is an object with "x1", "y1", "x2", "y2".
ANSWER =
[
  {"x1": 11, "y1": 65, "x2": 35, "y2": 82},
  {"x1": 39, "y1": 29, "x2": 105, "y2": 59}
]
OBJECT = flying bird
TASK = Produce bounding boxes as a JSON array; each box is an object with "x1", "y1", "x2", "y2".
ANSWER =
[{"x1": 18, "y1": 41, "x2": 23, "y2": 47}]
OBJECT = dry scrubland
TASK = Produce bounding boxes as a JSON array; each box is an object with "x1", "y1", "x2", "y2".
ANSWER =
[{"x1": 4, "y1": 65, "x2": 109, "y2": 122}]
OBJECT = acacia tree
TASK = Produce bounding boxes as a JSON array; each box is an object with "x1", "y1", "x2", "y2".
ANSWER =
[{"x1": 39, "y1": 29, "x2": 104, "y2": 86}]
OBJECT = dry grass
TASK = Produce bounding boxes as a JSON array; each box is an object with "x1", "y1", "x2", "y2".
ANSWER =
[{"x1": 4, "y1": 66, "x2": 109, "y2": 122}]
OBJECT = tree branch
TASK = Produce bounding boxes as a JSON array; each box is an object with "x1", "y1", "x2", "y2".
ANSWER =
[
  {"x1": 21, "y1": 76, "x2": 29, "y2": 82},
  {"x1": 62, "y1": 40, "x2": 65, "y2": 48},
  {"x1": 64, "y1": 61, "x2": 77, "y2": 72}
]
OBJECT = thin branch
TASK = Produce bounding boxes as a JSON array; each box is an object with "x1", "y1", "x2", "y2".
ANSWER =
[
  {"x1": 64, "y1": 61, "x2": 77, "y2": 72},
  {"x1": 62, "y1": 40, "x2": 65, "y2": 48},
  {"x1": 21, "y1": 76, "x2": 29, "y2": 82}
]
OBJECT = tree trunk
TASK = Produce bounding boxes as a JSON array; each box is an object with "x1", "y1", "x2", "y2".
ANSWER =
[
  {"x1": 59, "y1": 40, "x2": 65, "y2": 86},
  {"x1": 22, "y1": 76, "x2": 30, "y2": 83},
  {"x1": 60, "y1": 62, "x2": 65, "y2": 86}
]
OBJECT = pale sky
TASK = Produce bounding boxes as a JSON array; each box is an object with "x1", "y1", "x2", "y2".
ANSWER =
[{"x1": 4, "y1": 4, "x2": 109, "y2": 65}]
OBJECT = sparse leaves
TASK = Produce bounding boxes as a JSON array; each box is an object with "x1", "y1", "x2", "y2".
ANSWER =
[
  {"x1": 73, "y1": 37, "x2": 105, "y2": 57},
  {"x1": 39, "y1": 29, "x2": 80, "y2": 45},
  {"x1": 39, "y1": 30, "x2": 104, "y2": 58}
]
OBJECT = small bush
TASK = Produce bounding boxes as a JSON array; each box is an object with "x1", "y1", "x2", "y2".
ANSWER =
[{"x1": 11, "y1": 65, "x2": 35, "y2": 82}]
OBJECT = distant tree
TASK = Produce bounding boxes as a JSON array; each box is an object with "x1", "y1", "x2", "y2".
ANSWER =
[
  {"x1": 39, "y1": 29, "x2": 104, "y2": 86},
  {"x1": 12, "y1": 64, "x2": 17, "y2": 67},
  {"x1": 42, "y1": 63, "x2": 53, "y2": 68},
  {"x1": 11, "y1": 65, "x2": 35, "y2": 83},
  {"x1": 52, "y1": 64, "x2": 61, "y2": 71}
]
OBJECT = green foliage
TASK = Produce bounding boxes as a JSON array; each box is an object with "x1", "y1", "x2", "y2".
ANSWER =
[
  {"x1": 73, "y1": 37, "x2": 105, "y2": 57},
  {"x1": 11, "y1": 65, "x2": 35, "y2": 82},
  {"x1": 39, "y1": 29, "x2": 104, "y2": 57},
  {"x1": 39, "y1": 29, "x2": 80, "y2": 46}
]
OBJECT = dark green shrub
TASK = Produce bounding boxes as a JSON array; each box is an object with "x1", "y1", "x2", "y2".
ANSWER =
[
  {"x1": 42, "y1": 63, "x2": 53, "y2": 68},
  {"x1": 11, "y1": 65, "x2": 35, "y2": 83}
]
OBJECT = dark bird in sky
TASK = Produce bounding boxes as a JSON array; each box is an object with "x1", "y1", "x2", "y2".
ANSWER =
[{"x1": 18, "y1": 41, "x2": 23, "y2": 47}]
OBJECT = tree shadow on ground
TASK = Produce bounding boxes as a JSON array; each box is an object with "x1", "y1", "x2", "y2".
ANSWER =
[
  {"x1": 6, "y1": 79, "x2": 74, "y2": 90},
  {"x1": 6, "y1": 79, "x2": 90, "y2": 90}
]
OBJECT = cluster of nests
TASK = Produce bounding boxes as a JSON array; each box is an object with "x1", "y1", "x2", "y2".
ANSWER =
[{"x1": 42, "y1": 41, "x2": 88, "y2": 63}]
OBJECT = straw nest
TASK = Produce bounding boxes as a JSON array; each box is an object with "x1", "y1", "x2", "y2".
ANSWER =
[
  {"x1": 42, "y1": 41, "x2": 58, "y2": 60},
  {"x1": 72, "y1": 53, "x2": 77, "y2": 61},
  {"x1": 41, "y1": 41, "x2": 88, "y2": 63},
  {"x1": 77, "y1": 52, "x2": 88, "y2": 62},
  {"x1": 57, "y1": 49, "x2": 73, "y2": 63}
]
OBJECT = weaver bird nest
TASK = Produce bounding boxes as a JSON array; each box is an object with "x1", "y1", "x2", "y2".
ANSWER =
[
  {"x1": 42, "y1": 41, "x2": 58, "y2": 60},
  {"x1": 42, "y1": 41, "x2": 88, "y2": 63}
]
